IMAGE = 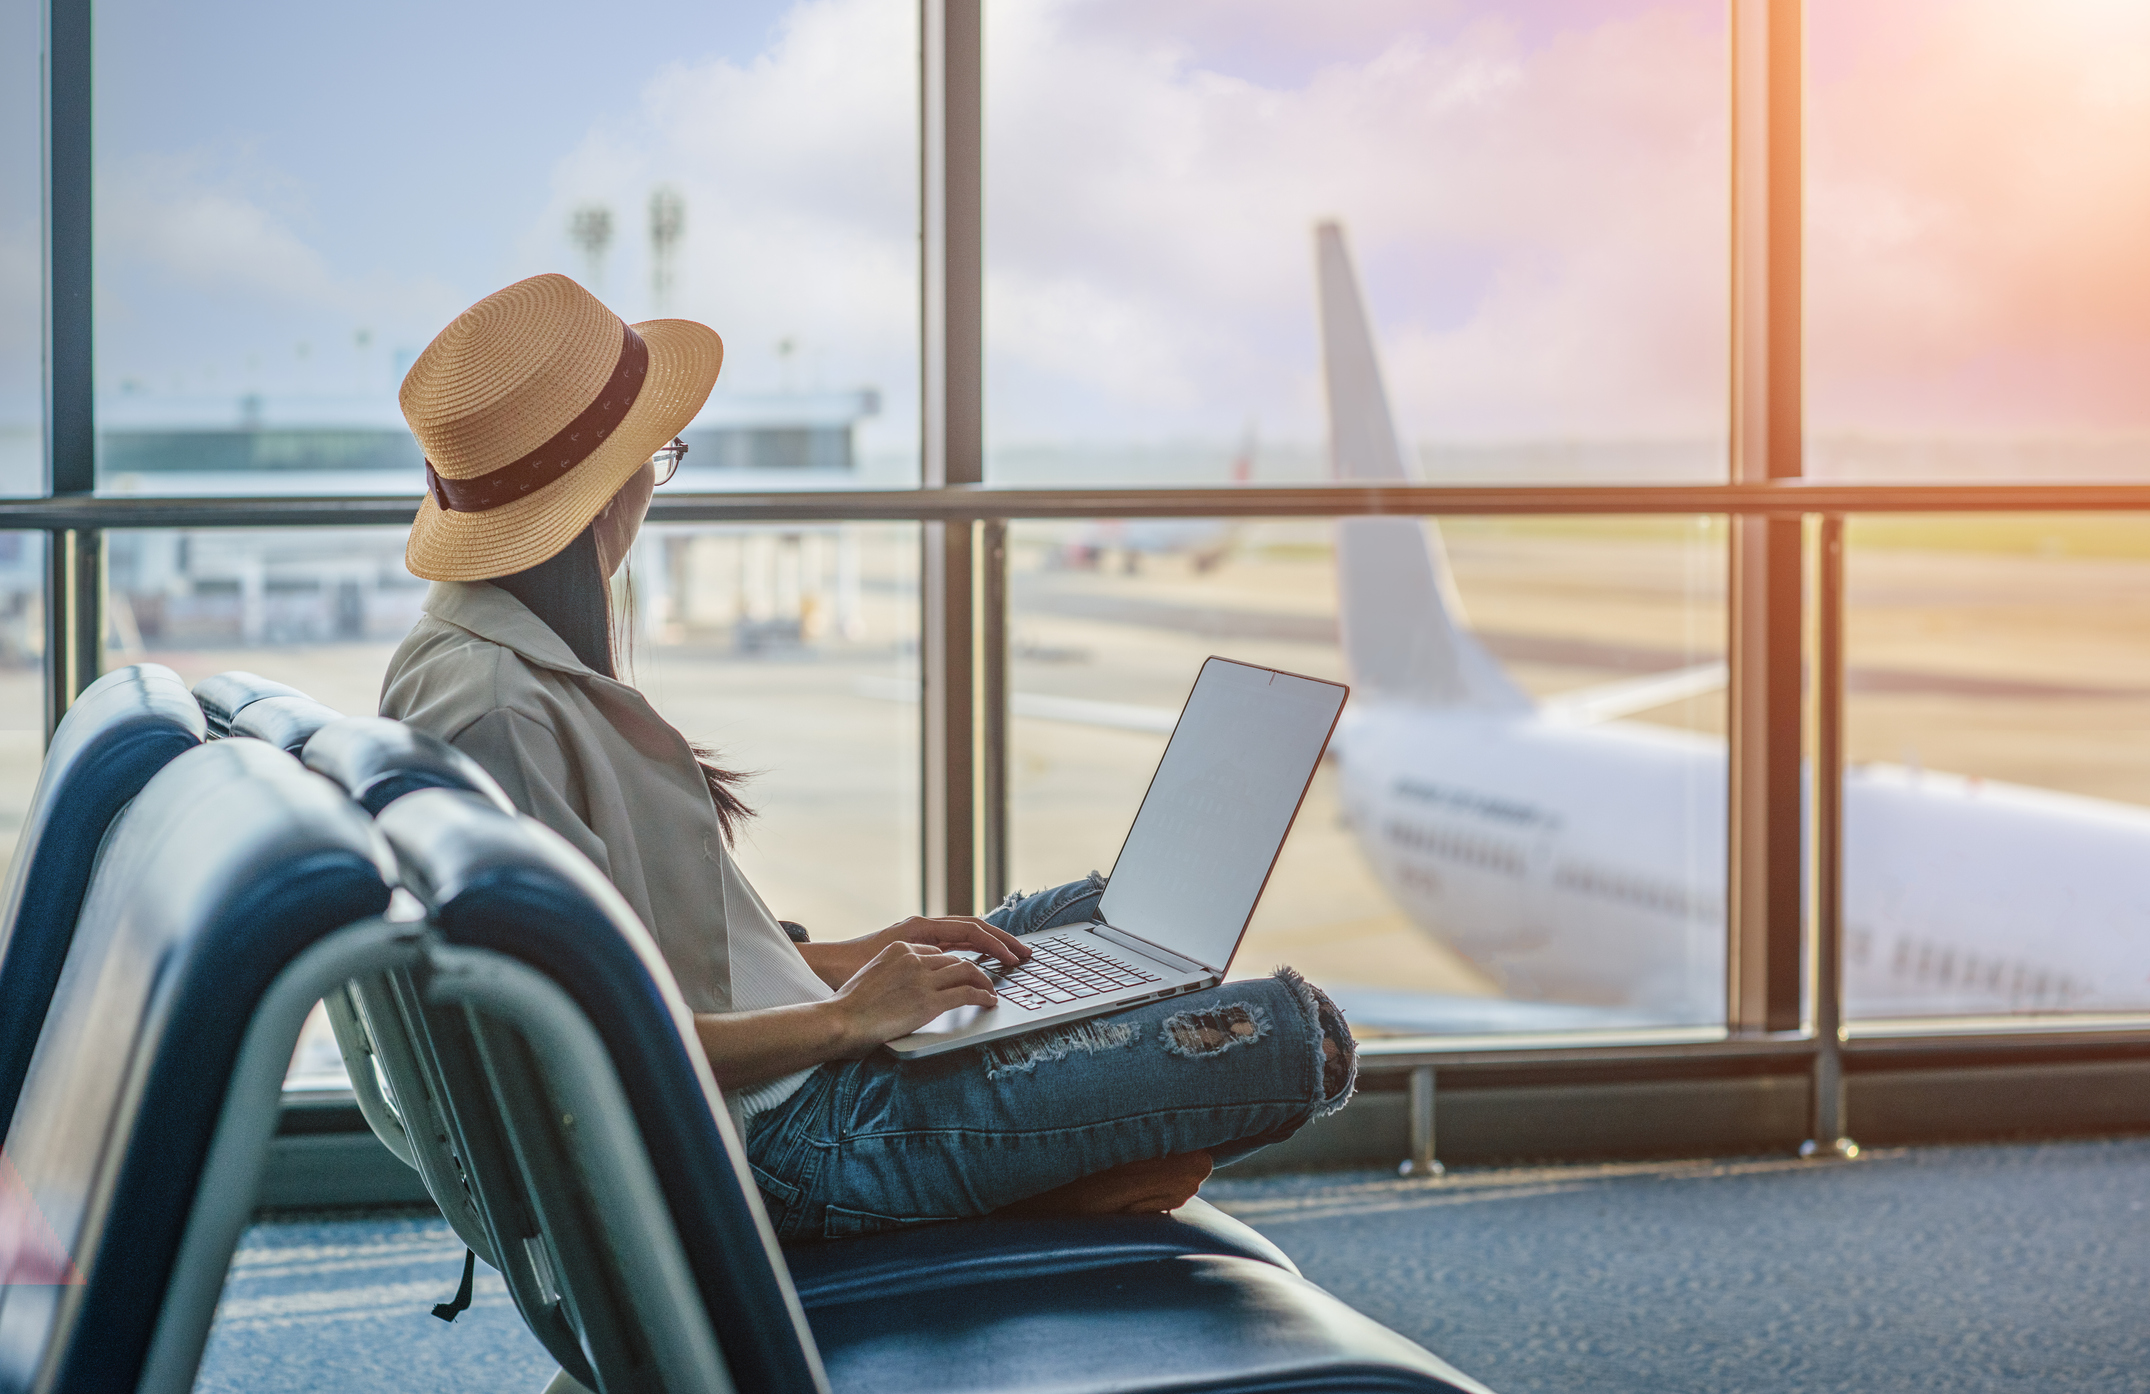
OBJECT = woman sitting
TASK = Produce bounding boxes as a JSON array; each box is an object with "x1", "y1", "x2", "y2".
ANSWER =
[{"x1": 380, "y1": 274, "x2": 1357, "y2": 1239}]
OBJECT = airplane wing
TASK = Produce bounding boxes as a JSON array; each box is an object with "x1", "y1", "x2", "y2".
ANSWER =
[
  {"x1": 855, "y1": 676, "x2": 1178, "y2": 735},
  {"x1": 1538, "y1": 661, "x2": 1727, "y2": 726},
  {"x1": 1320, "y1": 986, "x2": 1678, "y2": 1035},
  {"x1": 862, "y1": 667, "x2": 1726, "y2": 734},
  {"x1": 1010, "y1": 693, "x2": 1177, "y2": 734}
]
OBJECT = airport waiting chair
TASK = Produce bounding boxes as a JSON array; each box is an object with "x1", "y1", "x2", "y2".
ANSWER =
[
  {"x1": 0, "y1": 663, "x2": 203, "y2": 1135},
  {"x1": 296, "y1": 715, "x2": 1302, "y2": 1314},
  {"x1": 191, "y1": 670, "x2": 344, "y2": 753},
  {"x1": 0, "y1": 738, "x2": 401, "y2": 1394},
  {"x1": 302, "y1": 716, "x2": 516, "y2": 817},
  {"x1": 367, "y1": 787, "x2": 1490, "y2": 1394}
]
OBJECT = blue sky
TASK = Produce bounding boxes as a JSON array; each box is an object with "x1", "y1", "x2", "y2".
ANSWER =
[
  {"x1": 10, "y1": 0, "x2": 1738, "y2": 466},
  {"x1": 8, "y1": 0, "x2": 2147, "y2": 479},
  {"x1": 91, "y1": 0, "x2": 796, "y2": 304}
]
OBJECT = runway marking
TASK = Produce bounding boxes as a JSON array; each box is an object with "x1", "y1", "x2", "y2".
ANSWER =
[
  {"x1": 1212, "y1": 1151, "x2": 1906, "y2": 1225},
  {"x1": 229, "y1": 1244, "x2": 473, "y2": 1284},
  {"x1": 229, "y1": 1235, "x2": 462, "y2": 1270},
  {"x1": 1245, "y1": 1182, "x2": 1594, "y2": 1223},
  {"x1": 215, "y1": 1295, "x2": 517, "y2": 1336},
  {"x1": 213, "y1": 1274, "x2": 510, "y2": 1334}
]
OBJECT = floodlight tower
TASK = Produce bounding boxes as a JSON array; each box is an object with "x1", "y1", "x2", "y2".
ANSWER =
[
  {"x1": 650, "y1": 186, "x2": 685, "y2": 314},
  {"x1": 567, "y1": 203, "x2": 614, "y2": 290}
]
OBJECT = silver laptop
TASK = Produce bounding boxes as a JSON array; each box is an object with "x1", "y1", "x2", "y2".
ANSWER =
[{"x1": 887, "y1": 656, "x2": 1348, "y2": 1059}]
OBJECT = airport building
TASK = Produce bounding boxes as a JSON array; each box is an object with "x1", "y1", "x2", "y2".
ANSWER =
[{"x1": 2, "y1": 2, "x2": 2148, "y2": 1392}]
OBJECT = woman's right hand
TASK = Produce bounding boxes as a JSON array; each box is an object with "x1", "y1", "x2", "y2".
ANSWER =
[{"x1": 830, "y1": 941, "x2": 1000, "y2": 1049}]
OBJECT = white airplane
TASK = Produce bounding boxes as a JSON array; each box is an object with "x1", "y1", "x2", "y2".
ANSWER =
[
  {"x1": 1314, "y1": 220, "x2": 2150, "y2": 1030},
  {"x1": 1052, "y1": 426, "x2": 1254, "y2": 574}
]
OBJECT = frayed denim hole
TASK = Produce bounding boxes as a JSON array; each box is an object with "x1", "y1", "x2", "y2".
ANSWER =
[
  {"x1": 1159, "y1": 1002, "x2": 1271, "y2": 1058},
  {"x1": 981, "y1": 1019, "x2": 1137, "y2": 1080},
  {"x1": 1270, "y1": 965, "x2": 1358, "y2": 1115},
  {"x1": 994, "y1": 871, "x2": 1105, "y2": 919}
]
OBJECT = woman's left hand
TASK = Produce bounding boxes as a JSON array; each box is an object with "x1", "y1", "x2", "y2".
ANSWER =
[{"x1": 805, "y1": 915, "x2": 1031, "y2": 988}]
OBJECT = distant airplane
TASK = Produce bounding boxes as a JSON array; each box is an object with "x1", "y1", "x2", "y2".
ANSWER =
[
  {"x1": 1312, "y1": 220, "x2": 2150, "y2": 1030},
  {"x1": 1052, "y1": 426, "x2": 1252, "y2": 574}
]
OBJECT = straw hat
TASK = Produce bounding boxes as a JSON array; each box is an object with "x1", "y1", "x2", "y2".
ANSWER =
[{"x1": 400, "y1": 274, "x2": 722, "y2": 581}]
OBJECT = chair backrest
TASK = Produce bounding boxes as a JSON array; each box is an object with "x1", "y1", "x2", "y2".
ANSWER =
[
  {"x1": 298, "y1": 714, "x2": 518, "y2": 1259},
  {"x1": 0, "y1": 739, "x2": 393, "y2": 1394},
  {"x1": 189, "y1": 671, "x2": 308, "y2": 737},
  {"x1": 229, "y1": 696, "x2": 346, "y2": 754},
  {"x1": 192, "y1": 670, "x2": 344, "y2": 755},
  {"x1": 376, "y1": 789, "x2": 827, "y2": 1394},
  {"x1": 0, "y1": 664, "x2": 203, "y2": 1134},
  {"x1": 303, "y1": 717, "x2": 514, "y2": 816}
]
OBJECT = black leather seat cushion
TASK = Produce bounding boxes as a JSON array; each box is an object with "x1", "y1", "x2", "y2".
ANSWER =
[
  {"x1": 808, "y1": 1253, "x2": 1488, "y2": 1394},
  {"x1": 783, "y1": 1198, "x2": 1298, "y2": 1306}
]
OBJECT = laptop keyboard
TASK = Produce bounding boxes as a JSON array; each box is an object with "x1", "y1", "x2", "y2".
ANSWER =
[{"x1": 984, "y1": 934, "x2": 1164, "y2": 1012}]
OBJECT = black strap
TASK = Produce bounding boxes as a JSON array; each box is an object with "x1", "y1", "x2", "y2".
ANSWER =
[{"x1": 431, "y1": 1248, "x2": 476, "y2": 1322}]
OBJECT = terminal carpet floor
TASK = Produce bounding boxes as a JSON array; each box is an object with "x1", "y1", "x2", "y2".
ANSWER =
[{"x1": 195, "y1": 1137, "x2": 2150, "y2": 1393}]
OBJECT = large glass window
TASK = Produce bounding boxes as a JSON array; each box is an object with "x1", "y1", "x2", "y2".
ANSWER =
[
  {"x1": 1006, "y1": 513, "x2": 1727, "y2": 1035},
  {"x1": 984, "y1": 1, "x2": 1731, "y2": 488},
  {"x1": 107, "y1": 526, "x2": 419, "y2": 714},
  {"x1": 627, "y1": 521, "x2": 921, "y2": 935},
  {"x1": 105, "y1": 520, "x2": 923, "y2": 930},
  {"x1": 0, "y1": 533, "x2": 42, "y2": 880},
  {"x1": 0, "y1": 0, "x2": 39, "y2": 871},
  {"x1": 91, "y1": 0, "x2": 920, "y2": 498},
  {"x1": 1809, "y1": 2, "x2": 2150, "y2": 482},
  {"x1": 1, "y1": 0, "x2": 38, "y2": 496},
  {"x1": 1843, "y1": 514, "x2": 2150, "y2": 1020}
]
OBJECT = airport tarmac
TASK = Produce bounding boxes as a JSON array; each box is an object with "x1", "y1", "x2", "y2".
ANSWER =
[{"x1": 2, "y1": 517, "x2": 2144, "y2": 1033}]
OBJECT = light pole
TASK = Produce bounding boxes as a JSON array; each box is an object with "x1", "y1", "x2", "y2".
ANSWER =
[
  {"x1": 568, "y1": 203, "x2": 614, "y2": 291},
  {"x1": 650, "y1": 187, "x2": 685, "y2": 314}
]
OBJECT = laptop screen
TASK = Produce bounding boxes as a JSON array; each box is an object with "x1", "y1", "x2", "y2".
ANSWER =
[{"x1": 1096, "y1": 658, "x2": 1347, "y2": 971}]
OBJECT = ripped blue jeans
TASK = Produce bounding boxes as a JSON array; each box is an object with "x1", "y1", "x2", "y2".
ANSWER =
[{"x1": 744, "y1": 874, "x2": 1358, "y2": 1240}]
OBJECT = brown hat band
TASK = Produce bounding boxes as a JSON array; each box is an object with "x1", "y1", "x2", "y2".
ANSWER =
[{"x1": 424, "y1": 324, "x2": 651, "y2": 513}]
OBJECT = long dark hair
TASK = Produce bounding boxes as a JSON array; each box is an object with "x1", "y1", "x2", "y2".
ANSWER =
[{"x1": 491, "y1": 526, "x2": 754, "y2": 841}]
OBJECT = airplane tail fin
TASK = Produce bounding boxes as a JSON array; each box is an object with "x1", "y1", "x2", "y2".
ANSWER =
[{"x1": 1317, "y1": 221, "x2": 1530, "y2": 712}]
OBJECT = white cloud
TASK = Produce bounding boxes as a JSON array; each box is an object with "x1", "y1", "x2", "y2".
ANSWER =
[
  {"x1": 522, "y1": 0, "x2": 921, "y2": 447},
  {"x1": 521, "y1": 0, "x2": 1732, "y2": 456},
  {"x1": 93, "y1": 0, "x2": 2148, "y2": 461},
  {"x1": 979, "y1": 1, "x2": 1731, "y2": 444},
  {"x1": 1808, "y1": 0, "x2": 2150, "y2": 433},
  {"x1": 93, "y1": 154, "x2": 468, "y2": 406},
  {"x1": 0, "y1": 218, "x2": 37, "y2": 419},
  {"x1": 100, "y1": 157, "x2": 464, "y2": 330}
]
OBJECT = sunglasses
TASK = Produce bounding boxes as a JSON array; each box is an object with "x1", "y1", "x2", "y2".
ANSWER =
[{"x1": 651, "y1": 436, "x2": 689, "y2": 486}]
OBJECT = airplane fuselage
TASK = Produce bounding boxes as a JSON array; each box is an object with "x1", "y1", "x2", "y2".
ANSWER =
[{"x1": 1335, "y1": 702, "x2": 2150, "y2": 1021}]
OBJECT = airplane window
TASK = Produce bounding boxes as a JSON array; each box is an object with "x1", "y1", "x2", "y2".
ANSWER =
[
  {"x1": 1808, "y1": 1, "x2": 2150, "y2": 484},
  {"x1": 1843, "y1": 511, "x2": 2150, "y2": 1020},
  {"x1": 981, "y1": 0, "x2": 1732, "y2": 489},
  {"x1": 1006, "y1": 512, "x2": 1730, "y2": 1037},
  {"x1": 91, "y1": 0, "x2": 921, "y2": 498},
  {"x1": 0, "y1": 0, "x2": 36, "y2": 497}
]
